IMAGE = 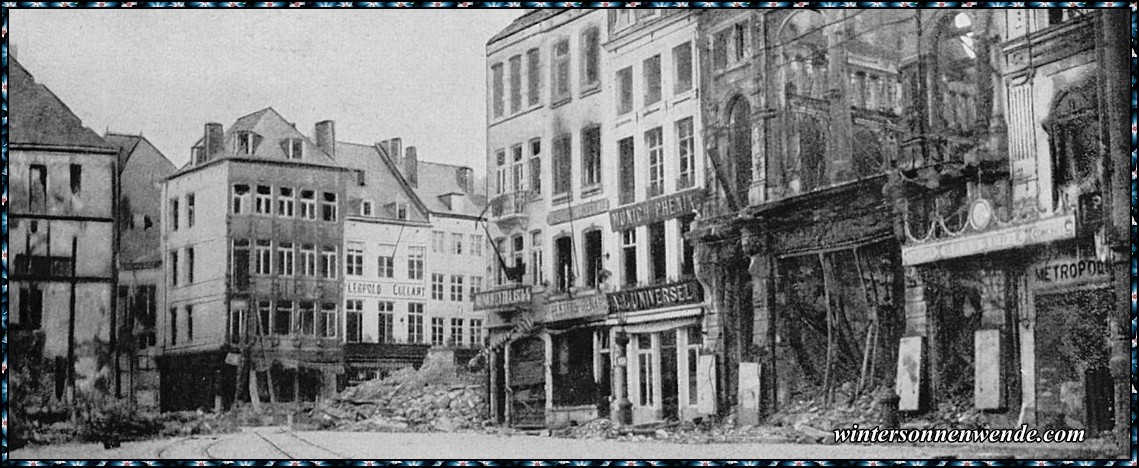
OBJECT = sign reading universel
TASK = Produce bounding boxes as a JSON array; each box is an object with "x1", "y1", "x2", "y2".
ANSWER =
[
  {"x1": 547, "y1": 293, "x2": 608, "y2": 323},
  {"x1": 609, "y1": 189, "x2": 704, "y2": 231},
  {"x1": 901, "y1": 214, "x2": 1076, "y2": 266},
  {"x1": 474, "y1": 285, "x2": 532, "y2": 311},
  {"x1": 607, "y1": 280, "x2": 704, "y2": 313},
  {"x1": 548, "y1": 199, "x2": 611, "y2": 226},
  {"x1": 345, "y1": 280, "x2": 426, "y2": 299}
]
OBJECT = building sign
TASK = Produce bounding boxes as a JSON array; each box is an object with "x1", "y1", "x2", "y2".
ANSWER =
[
  {"x1": 609, "y1": 189, "x2": 704, "y2": 231},
  {"x1": 474, "y1": 285, "x2": 533, "y2": 311},
  {"x1": 345, "y1": 280, "x2": 426, "y2": 299},
  {"x1": 546, "y1": 293, "x2": 608, "y2": 323},
  {"x1": 902, "y1": 214, "x2": 1076, "y2": 266},
  {"x1": 548, "y1": 199, "x2": 610, "y2": 226},
  {"x1": 607, "y1": 280, "x2": 704, "y2": 313},
  {"x1": 1029, "y1": 255, "x2": 1123, "y2": 290}
]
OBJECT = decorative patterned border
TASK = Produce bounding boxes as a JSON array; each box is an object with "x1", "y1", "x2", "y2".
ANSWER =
[{"x1": 0, "y1": 1, "x2": 1134, "y2": 466}]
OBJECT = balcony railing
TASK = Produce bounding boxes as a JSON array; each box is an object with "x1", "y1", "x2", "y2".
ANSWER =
[{"x1": 490, "y1": 191, "x2": 530, "y2": 218}]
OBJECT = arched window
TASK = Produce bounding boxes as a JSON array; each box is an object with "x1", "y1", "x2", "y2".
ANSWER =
[
  {"x1": 799, "y1": 115, "x2": 826, "y2": 192},
  {"x1": 727, "y1": 97, "x2": 753, "y2": 205},
  {"x1": 780, "y1": 11, "x2": 828, "y2": 99},
  {"x1": 1044, "y1": 83, "x2": 1098, "y2": 211}
]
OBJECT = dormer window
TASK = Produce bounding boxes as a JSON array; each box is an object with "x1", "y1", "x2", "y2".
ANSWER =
[
  {"x1": 237, "y1": 131, "x2": 261, "y2": 156},
  {"x1": 361, "y1": 200, "x2": 374, "y2": 217},
  {"x1": 192, "y1": 146, "x2": 207, "y2": 165},
  {"x1": 283, "y1": 138, "x2": 304, "y2": 160},
  {"x1": 397, "y1": 202, "x2": 409, "y2": 220}
]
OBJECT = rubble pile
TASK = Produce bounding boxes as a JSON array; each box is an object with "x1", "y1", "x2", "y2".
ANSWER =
[
  {"x1": 317, "y1": 351, "x2": 489, "y2": 433},
  {"x1": 768, "y1": 383, "x2": 893, "y2": 443},
  {"x1": 554, "y1": 418, "x2": 795, "y2": 444}
]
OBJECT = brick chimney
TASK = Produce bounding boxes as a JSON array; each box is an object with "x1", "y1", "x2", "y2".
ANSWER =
[
  {"x1": 205, "y1": 122, "x2": 224, "y2": 157},
  {"x1": 389, "y1": 137, "x2": 403, "y2": 166},
  {"x1": 456, "y1": 167, "x2": 474, "y2": 194},
  {"x1": 315, "y1": 120, "x2": 335, "y2": 158},
  {"x1": 404, "y1": 146, "x2": 419, "y2": 188}
]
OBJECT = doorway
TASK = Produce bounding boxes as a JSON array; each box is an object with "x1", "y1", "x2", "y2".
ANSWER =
[{"x1": 1034, "y1": 288, "x2": 1114, "y2": 432}]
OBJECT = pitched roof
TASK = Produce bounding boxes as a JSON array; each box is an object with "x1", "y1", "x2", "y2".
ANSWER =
[
  {"x1": 413, "y1": 160, "x2": 486, "y2": 217},
  {"x1": 487, "y1": 9, "x2": 564, "y2": 45},
  {"x1": 104, "y1": 133, "x2": 177, "y2": 175},
  {"x1": 335, "y1": 140, "x2": 431, "y2": 220},
  {"x1": 173, "y1": 107, "x2": 341, "y2": 176},
  {"x1": 9, "y1": 57, "x2": 115, "y2": 152}
]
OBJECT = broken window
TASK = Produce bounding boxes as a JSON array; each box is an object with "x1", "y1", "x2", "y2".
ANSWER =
[
  {"x1": 255, "y1": 240, "x2": 271, "y2": 275},
  {"x1": 551, "y1": 328, "x2": 596, "y2": 406},
  {"x1": 554, "y1": 235, "x2": 574, "y2": 292},
  {"x1": 582, "y1": 27, "x2": 600, "y2": 88},
  {"x1": 321, "y1": 246, "x2": 338, "y2": 279},
  {"x1": 552, "y1": 38, "x2": 571, "y2": 102},
  {"x1": 512, "y1": 144, "x2": 526, "y2": 192},
  {"x1": 509, "y1": 54, "x2": 522, "y2": 114},
  {"x1": 727, "y1": 97, "x2": 753, "y2": 203},
  {"x1": 277, "y1": 187, "x2": 294, "y2": 218},
  {"x1": 232, "y1": 184, "x2": 250, "y2": 214},
  {"x1": 1045, "y1": 82, "x2": 1098, "y2": 212},
  {"x1": 300, "y1": 244, "x2": 316, "y2": 277},
  {"x1": 186, "y1": 305, "x2": 194, "y2": 342},
  {"x1": 552, "y1": 133, "x2": 572, "y2": 198},
  {"x1": 511, "y1": 235, "x2": 526, "y2": 282},
  {"x1": 673, "y1": 41, "x2": 693, "y2": 94},
  {"x1": 582, "y1": 125, "x2": 602, "y2": 189},
  {"x1": 299, "y1": 302, "x2": 316, "y2": 336},
  {"x1": 321, "y1": 192, "x2": 337, "y2": 222},
  {"x1": 713, "y1": 29, "x2": 729, "y2": 70},
  {"x1": 237, "y1": 131, "x2": 261, "y2": 156},
  {"x1": 530, "y1": 231, "x2": 544, "y2": 286},
  {"x1": 617, "y1": 66, "x2": 634, "y2": 115},
  {"x1": 649, "y1": 222, "x2": 667, "y2": 283},
  {"x1": 258, "y1": 301, "x2": 272, "y2": 336},
  {"x1": 622, "y1": 229, "x2": 638, "y2": 287},
  {"x1": 18, "y1": 285, "x2": 43, "y2": 330},
  {"x1": 679, "y1": 214, "x2": 695, "y2": 277},
  {"x1": 186, "y1": 193, "x2": 195, "y2": 227},
  {"x1": 321, "y1": 303, "x2": 337, "y2": 338},
  {"x1": 529, "y1": 138, "x2": 542, "y2": 195},
  {"x1": 527, "y1": 48, "x2": 541, "y2": 106},
  {"x1": 583, "y1": 229, "x2": 602, "y2": 289},
  {"x1": 233, "y1": 239, "x2": 250, "y2": 289},
  {"x1": 300, "y1": 190, "x2": 316, "y2": 219},
  {"x1": 278, "y1": 242, "x2": 294, "y2": 276},
  {"x1": 169, "y1": 307, "x2": 178, "y2": 346},
  {"x1": 29, "y1": 164, "x2": 47, "y2": 213},
  {"x1": 469, "y1": 319, "x2": 483, "y2": 347},
  {"x1": 255, "y1": 185, "x2": 272, "y2": 215},
  {"x1": 619, "y1": 137, "x2": 636, "y2": 205},
  {"x1": 70, "y1": 164, "x2": 82, "y2": 195},
  {"x1": 799, "y1": 114, "x2": 826, "y2": 192},
  {"x1": 643, "y1": 54, "x2": 662, "y2": 106}
]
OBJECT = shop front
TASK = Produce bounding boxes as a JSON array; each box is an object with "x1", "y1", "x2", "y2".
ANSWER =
[
  {"x1": 544, "y1": 292, "x2": 609, "y2": 427},
  {"x1": 607, "y1": 279, "x2": 714, "y2": 424},
  {"x1": 476, "y1": 285, "x2": 541, "y2": 427}
]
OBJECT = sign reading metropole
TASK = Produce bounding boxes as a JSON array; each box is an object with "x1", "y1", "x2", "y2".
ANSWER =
[
  {"x1": 474, "y1": 285, "x2": 533, "y2": 311},
  {"x1": 1028, "y1": 255, "x2": 1125, "y2": 290},
  {"x1": 609, "y1": 189, "x2": 704, "y2": 231},
  {"x1": 345, "y1": 280, "x2": 426, "y2": 299},
  {"x1": 901, "y1": 214, "x2": 1076, "y2": 266},
  {"x1": 607, "y1": 279, "x2": 704, "y2": 313}
]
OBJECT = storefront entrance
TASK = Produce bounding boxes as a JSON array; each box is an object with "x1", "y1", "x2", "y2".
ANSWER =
[
  {"x1": 509, "y1": 336, "x2": 546, "y2": 428},
  {"x1": 1034, "y1": 288, "x2": 1114, "y2": 433}
]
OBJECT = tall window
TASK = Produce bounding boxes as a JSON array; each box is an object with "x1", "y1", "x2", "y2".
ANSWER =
[
  {"x1": 255, "y1": 185, "x2": 271, "y2": 215},
  {"x1": 509, "y1": 54, "x2": 522, "y2": 114},
  {"x1": 322, "y1": 303, "x2": 337, "y2": 338},
  {"x1": 619, "y1": 137, "x2": 636, "y2": 205},
  {"x1": 649, "y1": 222, "x2": 666, "y2": 283},
  {"x1": 646, "y1": 127, "x2": 665, "y2": 198},
  {"x1": 617, "y1": 66, "x2": 633, "y2": 114},
  {"x1": 512, "y1": 235, "x2": 526, "y2": 283},
  {"x1": 237, "y1": 131, "x2": 260, "y2": 155},
  {"x1": 450, "y1": 275, "x2": 464, "y2": 301},
  {"x1": 69, "y1": 164, "x2": 82, "y2": 195},
  {"x1": 526, "y1": 48, "x2": 541, "y2": 106},
  {"x1": 733, "y1": 22, "x2": 748, "y2": 62},
  {"x1": 257, "y1": 301, "x2": 272, "y2": 336},
  {"x1": 727, "y1": 97, "x2": 753, "y2": 203},
  {"x1": 469, "y1": 319, "x2": 483, "y2": 347},
  {"x1": 321, "y1": 246, "x2": 338, "y2": 279},
  {"x1": 583, "y1": 229, "x2": 603, "y2": 288},
  {"x1": 299, "y1": 302, "x2": 316, "y2": 335},
  {"x1": 232, "y1": 184, "x2": 250, "y2": 214},
  {"x1": 284, "y1": 138, "x2": 304, "y2": 159},
  {"x1": 470, "y1": 276, "x2": 483, "y2": 300},
  {"x1": 28, "y1": 164, "x2": 46, "y2": 213},
  {"x1": 637, "y1": 334, "x2": 654, "y2": 406},
  {"x1": 346, "y1": 244, "x2": 364, "y2": 276},
  {"x1": 300, "y1": 244, "x2": 316, "y2": 277},
  {"x1": 169, "y1": 307, "x2": 178, "y2": 346},
  {"x1": 186, "y1": 248, "x2": 195, "y2": 283},
  {"x1": 450, "y1": 318, "x2": 464, "y2": 347},
  {"x1": 170, "y1": 251, "x2": 179, "y2": 286},
  {"x1": 377, "y1": 244, "x2": 395, "y2": 278},
  {"x1": 277, "y1": 187, "x2": 294, "y2": 217},
  {"x1": 553, "y1": 133, "x2": 572, "y2": 197},
  {"x1": 377, "y1": 302, "x2": 394, "y2": 343},
  {"x1": 255, "y1": 240, "x2": 271, "y2": 275},
  {"x1": 432, "y1": 231, "x2": 446, "y2": 253},
  {"x1": 622, "y1": 229, "x2": 638, "y2": 286},
  {"x1": 407, "y1": 246, "x2": 425, "y2": 280},
  {"x1": 300, "y1": 190, "x2": 316, "y2": 219},
  {"x1": 451, "y1": 233, "x2": 464, "y2": 255},
  {"x1": 275, "y1": 301, "x2": 294, "y2": 336},
  {"x1": 799, "y1": 115, "x2": 826, "y2": 192},
  {"x1": 346, "y1": 300, "x2": 363, "y2": 343},
  {"x1": 582, "y1": 125, "x2": 602, "y2": 189},
  {"x1": 677, "y1": 118, "x2": 696, "y2": 190},
  {"x1": 555, "y1": 236, "x2": 574, "y2": 292},
  {"x1": 407, "y1": 303, "x2": 425, "y2": 344},
  {"x1": 491, "y1": 62, "x2": 504, "y2": 118},
  {"x1": 581, "y1": 27, "x2": 600, "y2": 89},
  {"x1": 432, "y1": 273, "x2": 445, "y2": 300},
  {"x1": 713, "y1": 29, "x2": 728, "y2": 70},
  {"x1": 644, "y1": 54, "x2": 662, "y2": 106},
  {"x1": 686, "y1": 326, "x2": 702, "y2": 405},
  {"x1": 529, "y1": 139, "x2": 542, "y2": 195},
  {"x1": 321, "y1": 192, "x2": 338, "y2": 222},
  {"x1": 495, "y1": 149, "x2": 508, "y2": 196},
  {"x1": 530, "y1": 231, "x2": 545, "y2": 286},
  {"x1": 186, "y1": 193, "x2": 195, "y2": 227},
  {"x1": 431, "y1": 317, "x2": 445, "y2": 345},
  {"x1": 469, "y1": 234, "x2": 484, "y2": 257},
  {"x1": 233, "y1": 240, "x2": 250, "y2": 289},
  {"x1": 674, "y1": 41, "x2": 693, "y2": 94},
  {"x1": 679, "y1": 214, "x2": 696, "y2": 277},
  {"x1": 170, "y1": 198, "x2": 180, "y2": 231},
  {"x1": 512, "y1": 144, "x2": 526, "y2": 192},
  {"x1": 552, "y1": 38, "x2": 571, "y2": 102}
]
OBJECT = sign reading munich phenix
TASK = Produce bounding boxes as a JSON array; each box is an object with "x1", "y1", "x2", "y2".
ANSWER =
[
  {"x1": 607, "y1": 280, "x2": 704, "y2": 313},
  {"x1": 609, "y1": 189, "x2": 704, "y2": 231},
  {"x1": 474, "y1": 285, "x2": 532, "y2": 311}
]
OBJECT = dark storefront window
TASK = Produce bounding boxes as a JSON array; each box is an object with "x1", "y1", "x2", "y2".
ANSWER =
[
  {"x1": 583, "y1": 229, "x2": 602, "y2": 288},
  {"x1": 552, "y1": 328, "x2": 596, "y2": 406},
  {"x1": 555, "y1": 236, "x2": 574, "y2": 292},
  {"x1": 648, "y1": 222, "x2": 666, "y2": 283}
]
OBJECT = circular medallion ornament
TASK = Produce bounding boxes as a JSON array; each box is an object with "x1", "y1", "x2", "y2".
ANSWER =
[{"x1": 969, "y1": 198, "x2": 993, "y2": 231}]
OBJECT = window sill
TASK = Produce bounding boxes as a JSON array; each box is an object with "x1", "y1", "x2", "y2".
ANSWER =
[
  {"x1": 671, "y1": 90, "x2": 695, "y2": 106},
  {"x1": 615, "y1": 115, "x2": 635, "y2": 128},
  {"x1": 581, "y1": 185, "x2": 603, "y2": 198},
  {"x1": 550, "y1": 96, "x2": 573, "y2": 109},
  {"x1": 552, "y1": 193, "x2": 573, "y2": 206},
  {"x1": 642, "y1": 102, "x2": 662, "y2": 117},
  {"x1": 580, "y1": 85, "x2": 602, "y2": 99}
]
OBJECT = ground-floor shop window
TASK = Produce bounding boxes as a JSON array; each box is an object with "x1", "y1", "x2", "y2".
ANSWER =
[{"x1": 552, "y1": 328, "x2": 596, "y2": 406}]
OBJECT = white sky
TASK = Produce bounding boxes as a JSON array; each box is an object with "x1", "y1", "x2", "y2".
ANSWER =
[{"x1": 10, "y1": 8, "x2": 524, "y2": 174}]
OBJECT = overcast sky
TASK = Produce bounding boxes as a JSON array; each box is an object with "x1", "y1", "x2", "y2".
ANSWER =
[{"x1": 10, "y1": 8, "x2": 524, "y2": 173}]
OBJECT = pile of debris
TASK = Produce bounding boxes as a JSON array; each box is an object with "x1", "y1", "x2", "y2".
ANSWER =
[
  {"x1": 315, "y1": 350, "x2": 488, "y2": 433},
  {"x1": 554, "y1": 418, "x2": 795, "y2": 444},
  {"x1": 768, "y1": 383, "x2": 894, "y2": 443}
]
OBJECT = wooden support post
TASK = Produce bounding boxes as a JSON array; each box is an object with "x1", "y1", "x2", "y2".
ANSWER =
[{"x1": 819, "y1": 253, "x2": 835, "y2": 409}]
